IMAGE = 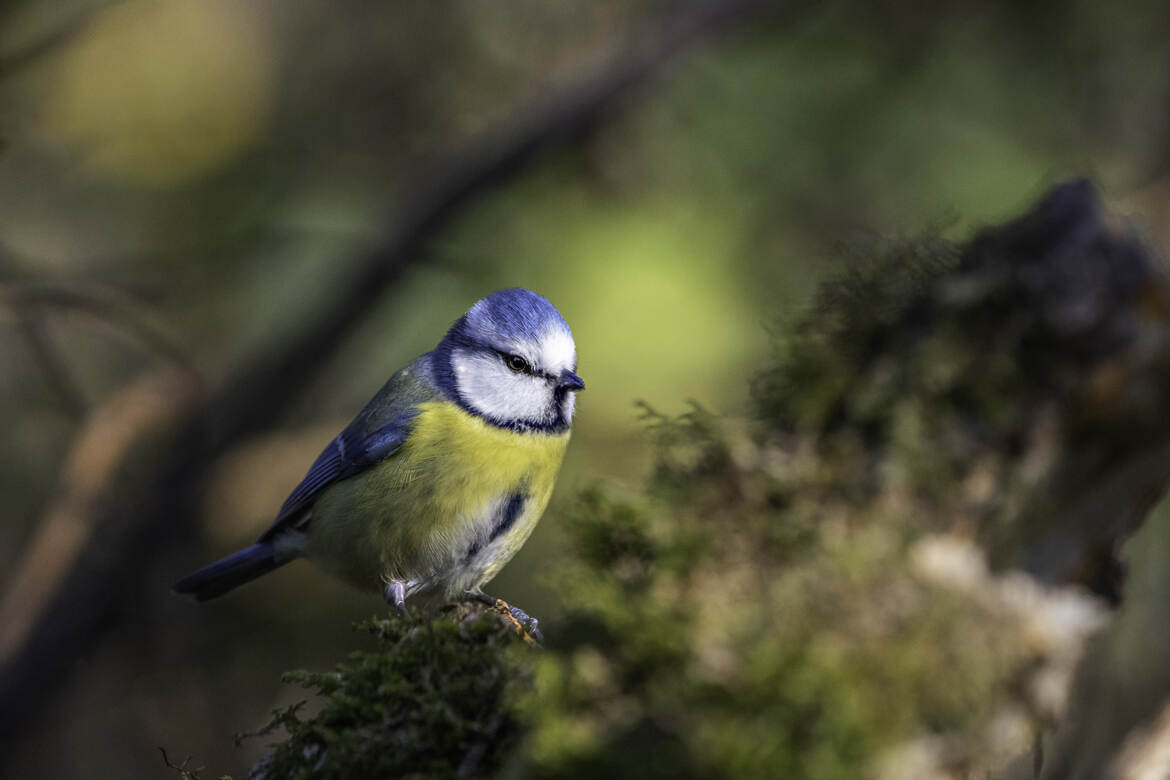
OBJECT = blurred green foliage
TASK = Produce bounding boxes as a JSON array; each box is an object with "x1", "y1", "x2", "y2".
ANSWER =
[
  {"x1": 3, "y1": 0, "x2": 1170, "y2": 777},
  {"x1": 513, "y1": 381, "x2": 1029, "y2": 779},
  {"x1": 250, "y1": 207, "x2": 1116, "y2": 777}
]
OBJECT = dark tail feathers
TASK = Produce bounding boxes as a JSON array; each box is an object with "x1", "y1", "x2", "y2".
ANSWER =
[{"x1": 172, "y1": 543, "x2": 288, "y2": 601}]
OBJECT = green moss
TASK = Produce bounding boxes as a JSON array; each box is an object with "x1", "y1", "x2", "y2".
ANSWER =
[
  {"x1": 518, "y1": 479, "x2": 1033, "y2": 778},
  {"x1": 255, "y1": 182, "x2": 1142, "y2": 778},
  {"x1": 251, "y1": 606, "x2": 530, "y2": 779},
  {"x1": 752, "y1": 236, "x2": 960, "y2": 436}
]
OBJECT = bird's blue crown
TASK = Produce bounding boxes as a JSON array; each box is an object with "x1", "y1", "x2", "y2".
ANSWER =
[{"x1": 468, "y1": 288, "x2": 570, "y2": 342}]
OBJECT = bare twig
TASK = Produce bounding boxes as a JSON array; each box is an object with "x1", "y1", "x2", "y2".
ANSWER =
[
  {"x1": 232, "y1": 701, "x2": 306, "y2": 748},
  {"x1": 158, "y1": 746, "x2": 205, "y2": 780},
  {"x1": 0, "y1": 0, "x2": 773, "y2": 740}
]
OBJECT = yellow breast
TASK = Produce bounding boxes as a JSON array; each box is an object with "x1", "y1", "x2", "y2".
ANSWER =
[
  {"x1": 394, "y1": 401, "x2": 570, "y2": 586},
  {"x1": 402, "y1": 401, "x2": 570, "y2": 498},
  {"x1": 309, "y1": 400, "x2": 570, "y2": 593}
]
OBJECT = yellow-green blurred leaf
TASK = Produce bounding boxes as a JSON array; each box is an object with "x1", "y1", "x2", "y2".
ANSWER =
[{"x1": 49, "y1": 0, "x2": 274, "y2": 188}]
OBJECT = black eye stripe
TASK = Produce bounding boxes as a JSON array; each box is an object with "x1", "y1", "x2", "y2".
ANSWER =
[
  {"x1": 500, "y1": 351, "x2": 532, "y2": 374},
  {"x1": 494, "y1": 349, "x2": 561, "y2": 381}
]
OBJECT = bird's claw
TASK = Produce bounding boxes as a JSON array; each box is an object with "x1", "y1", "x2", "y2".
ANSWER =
[
  {"x1": 384, "y1": 581, "x2": 408, "y2": 616},
  {"x1": 507, "y1": 604, "x2": 543, "y2": 643},
  {"x1": 460, "y1": 592, "x2": 543, "y2": 643}
]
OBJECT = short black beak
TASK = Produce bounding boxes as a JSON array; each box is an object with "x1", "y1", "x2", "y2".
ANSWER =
[{"x1": 559, "y1": 370, "x2": 585, "y2": 392}]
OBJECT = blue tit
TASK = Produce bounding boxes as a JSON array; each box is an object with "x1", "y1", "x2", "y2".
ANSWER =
[{"x1": 174, "y1": 288, "x2": 584, "y2": 628}]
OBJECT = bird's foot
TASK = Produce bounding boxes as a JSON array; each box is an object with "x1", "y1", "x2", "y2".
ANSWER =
[
  {"x1": 384, "y1": 581, "x2": 408, "y2": 616},
  {"x1": 460, "y1": 591, "x2": 543, "y2": 644},
  {"x1": 506, "y1": 603, "x2": 543, "y2": 644}
]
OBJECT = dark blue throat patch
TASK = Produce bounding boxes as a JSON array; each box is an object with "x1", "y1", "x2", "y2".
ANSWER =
[
  {"x1": 461, "y1": 491, "x2": 528, "y2": 564},
  {"x1": 490, "y1": 492, "x2": 527, "y2": 543}
]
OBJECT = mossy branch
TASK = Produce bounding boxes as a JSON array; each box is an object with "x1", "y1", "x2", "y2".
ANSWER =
[{"x1": 241, "y1": 181, "x2": 1170, "y2": 779}]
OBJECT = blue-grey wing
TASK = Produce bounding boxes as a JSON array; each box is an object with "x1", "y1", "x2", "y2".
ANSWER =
[{"x1": 258, "y1": 411, "x2": 415, "y2": 542}]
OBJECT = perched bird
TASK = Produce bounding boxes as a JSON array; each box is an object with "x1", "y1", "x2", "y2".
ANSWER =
[{"x1": 174, "y1": 288, "x2": 583, "y2": 634}]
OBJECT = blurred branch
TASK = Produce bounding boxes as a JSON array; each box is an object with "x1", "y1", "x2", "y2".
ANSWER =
[
  {"x1": 0, "y1": 0, "x2": 123, "y2": 79},
  {"x1": 208, "y1": 0, "x2": 776, "y2": 441},
  {"x1": 10, "y1": 303, "x2": 88, "y2": 418},
  {"x1": 0, "y1": 281, "x2": 199, "y2": 384},
  {"x1": 1106, "y1": 698, "x2": 1170, "y2": 780},
  {"x1": 0, "y1": 368, "x2": 197, "y2": 665},
  {"x1": 0, "y1": 0, "x2": 774, "y2": 740}
]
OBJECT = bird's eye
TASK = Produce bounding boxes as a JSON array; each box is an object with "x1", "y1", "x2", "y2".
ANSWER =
[{"x1": 505, "y1": 354, "x2": 530, "y2": 374}]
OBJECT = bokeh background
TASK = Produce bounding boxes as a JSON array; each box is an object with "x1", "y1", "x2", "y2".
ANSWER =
[{"x1": 2, "y1": 0, "x2": 1170, "y2": 776}]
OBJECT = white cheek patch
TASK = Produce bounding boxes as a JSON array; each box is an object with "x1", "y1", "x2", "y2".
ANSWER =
[{"x1": 453, "y1": 349, "x2": 555, "y2": 425}]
